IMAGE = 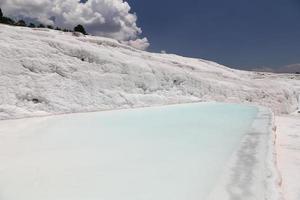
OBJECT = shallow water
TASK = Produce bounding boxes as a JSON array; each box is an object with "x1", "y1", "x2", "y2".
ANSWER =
[{"x1": 0, "y1": 103, "x2": 258, "y2": 200}]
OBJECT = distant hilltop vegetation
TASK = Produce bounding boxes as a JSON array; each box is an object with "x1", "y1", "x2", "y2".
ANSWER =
[{"x1": 0, "y1": 8, "x2": 88, "y2": 35}]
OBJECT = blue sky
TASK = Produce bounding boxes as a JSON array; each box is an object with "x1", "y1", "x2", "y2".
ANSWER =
[{"x1": 127, "y1": 0, "x2": 300, "y2": 70}]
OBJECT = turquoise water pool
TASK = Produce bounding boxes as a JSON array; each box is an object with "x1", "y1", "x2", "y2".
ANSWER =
[{"x1": 0, "y1": 103, "x2": 258, "y2": 200}]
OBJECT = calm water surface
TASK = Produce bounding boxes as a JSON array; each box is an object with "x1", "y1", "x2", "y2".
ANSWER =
[{"x1": 0, "y1": 103, "x2": 258, "y2": 200}]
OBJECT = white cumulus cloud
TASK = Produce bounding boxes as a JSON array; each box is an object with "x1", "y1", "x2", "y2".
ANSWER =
[
  {"x1": 0, "y1": 0, "x2": 149, "y2": 49},
  {"x1": 122, "y1": 37, "x2": 150, "y2": 50}
]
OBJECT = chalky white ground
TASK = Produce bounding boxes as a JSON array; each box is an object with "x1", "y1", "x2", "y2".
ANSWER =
[
  {"x1": 276, "y1": 113, "x2": 300, "y2": 200},
  {"x1": 0, "y1": 24, "x2": 300, "y2": 199}
]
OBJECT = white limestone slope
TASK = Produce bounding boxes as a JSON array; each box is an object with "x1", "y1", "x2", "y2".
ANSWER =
[{"x1": 0, "y1": 24, "x2": 299, "y2": 120}]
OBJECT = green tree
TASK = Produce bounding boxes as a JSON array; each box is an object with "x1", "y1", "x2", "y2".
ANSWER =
[
  {"x1": 1, "y1": 16, "x2": 15, "y2": 25},
  {"x1": 74, "y1": 24, "x2": 87, "y2": 35},
  {"x1": 28, "y1": 23, "x2": 36, "y2": 28},
  {"x1": 63, "y1": 28, "x2": 70, "y2": 32},
  {"x1": 38, "y1": 23, "x2": 45, "y2": 28},
  {"x1": 0, "y1": 8, "x2": 3, "y2": 19},
  {"x1": 16, "y1": 20, "x2": 26, "y2": 27}
]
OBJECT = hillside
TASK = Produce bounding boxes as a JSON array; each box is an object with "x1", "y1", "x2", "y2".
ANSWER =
[{"x1": 0, "y1": 24, "x2": 299, "y2": 120}]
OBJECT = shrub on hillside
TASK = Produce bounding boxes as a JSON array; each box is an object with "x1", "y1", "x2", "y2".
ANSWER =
[
  {"x1": 0, "y1": 16, "x2": 15, "y2": 25},
  {"x1": 63, "y1": 28, "x2": 71, "y2": 32},
  {"x1": 0, "y1": 8, "x2": 15, "y2": 25},
  {"x1": 74, "y1": 24, "x2": 87, "y2": 35},
  {"x1": 16, "y1": 20, "x2": 26, "y2": 27},
  {"x1": 38, "y1": 23, "x2": 45, "y2": 28},
  {"x1": 28, "y1": 23, "x2": 36, "y2": 28}
]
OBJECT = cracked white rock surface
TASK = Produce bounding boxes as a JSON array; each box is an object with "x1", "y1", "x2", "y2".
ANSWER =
[{"x1": 0, "y1": 24, "x2": 300, "y2": 120}]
